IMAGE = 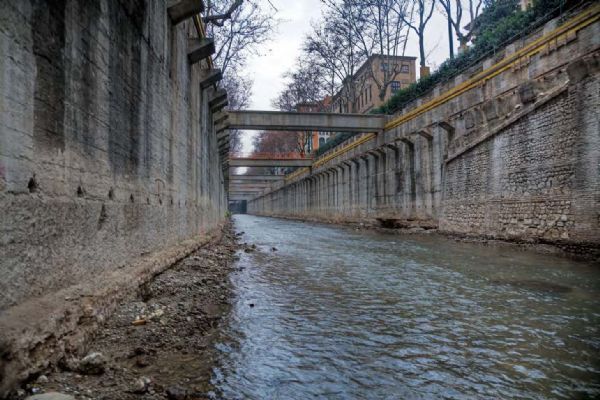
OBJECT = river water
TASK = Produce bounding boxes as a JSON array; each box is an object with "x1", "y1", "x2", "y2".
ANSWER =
[{"x1": 210, "y1": 215, "x2": 600, "y2": 399}]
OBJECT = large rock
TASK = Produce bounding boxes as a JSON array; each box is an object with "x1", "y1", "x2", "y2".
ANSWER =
[
  {"x1": 77, "y1": 352, "x2": 107, "y2": 375},
  {"x1": 166, "y1": 386, "x2": 188, "y2": 400}
]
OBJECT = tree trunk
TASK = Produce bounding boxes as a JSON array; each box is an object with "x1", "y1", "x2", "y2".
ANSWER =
[{"x1": 418, "y1": 31, "x2": 426, "y2": 67}]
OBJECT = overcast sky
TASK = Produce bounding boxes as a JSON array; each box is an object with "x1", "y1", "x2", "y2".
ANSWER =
[{"x1": 238, "y1": 0, "x2": 451, "y2": 153}]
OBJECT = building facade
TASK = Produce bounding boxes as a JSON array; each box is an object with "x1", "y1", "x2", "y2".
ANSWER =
[
  {"x1": 330, "y1": 54, "x2": 417, "y2": 115},
  {"x1": 294, "y1": 55, "x2": 417, "y2": 155}
]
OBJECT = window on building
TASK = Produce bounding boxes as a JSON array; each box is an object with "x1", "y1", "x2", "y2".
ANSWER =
[
  {"x1": 319, "y1": 137, "x2": 325, "y2": 146},
  {"x1": 391, "y1": 81, "x2": 401, "y2": 93},
  {"x1": 369, "y1": 85, "x2": 372, "y2": 101},
  {"x1": 401, "y1": 64, "x2": 409, "y2": 73},
  {"x1": 381, "y1": 62, "x2": 388, "y2": 71}
]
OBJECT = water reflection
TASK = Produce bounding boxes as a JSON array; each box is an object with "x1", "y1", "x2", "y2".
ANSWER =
[{"x1": 211, "y1": 215, "x2": 600, "y2": 399}]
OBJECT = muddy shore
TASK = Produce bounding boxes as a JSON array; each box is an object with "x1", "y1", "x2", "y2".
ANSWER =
[{"x1": 16, "y1": 223, "x2": 241, "y2": 400}]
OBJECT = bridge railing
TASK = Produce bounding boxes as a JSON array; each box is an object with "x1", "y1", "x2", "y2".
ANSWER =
[{"x1": 229, "y1": 152, "x2": 313, "y2": 160}]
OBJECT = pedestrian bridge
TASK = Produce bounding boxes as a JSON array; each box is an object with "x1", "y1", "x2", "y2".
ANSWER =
[
  {"x1": 229, "y1": 152, "x2": 314, "y2": 167},
  {"x1": 226, "y1": 110, "x2": 386, "y2": 133}
]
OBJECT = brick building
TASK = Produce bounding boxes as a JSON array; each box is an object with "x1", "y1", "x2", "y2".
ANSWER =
[{"x1": 310, "y1": 54, "x2": 417, "y2": 153}]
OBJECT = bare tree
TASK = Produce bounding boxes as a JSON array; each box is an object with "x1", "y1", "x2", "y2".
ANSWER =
[
  {"x1": 438, "y1": 0, "x2": 484, "y2": 53},
  {"x1": 272, "y1": 58, "x2": 331, "y2": 111},
  {"x1": 252, "y1": 131, "x2": 300, "y2": 174},
  {"x1": 220, "y1": 71, "x2": 251, "y2": 153},
  {"x1": 304, "y1": 0, "x2": 413, "y2": 106},
  {"x1": 305, "y1": 3, "x2": 369, "y2": 113},
  {"x1": 270, "y1": 57, "x2": 332, "y2": 155},
  {"x1": 202, "y1": 1, "x2": 277, "y2": 156},
  {"x1": 203, "y1": 0, "x2": 243, "y2": 26},
  {"x1": 400, "y1": 0, "x2": 436, "y2": 72},
  {"x1": 362, "y1": 0, "x2": 411, "y2": 101},
  {"x1": 204, "y1": 0, "x2": 277, "y2": 75}
]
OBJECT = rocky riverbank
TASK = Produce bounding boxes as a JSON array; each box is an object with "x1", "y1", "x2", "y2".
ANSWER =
[{"x1": 15, "y1": 223, "x2": 241, "y2": 400}]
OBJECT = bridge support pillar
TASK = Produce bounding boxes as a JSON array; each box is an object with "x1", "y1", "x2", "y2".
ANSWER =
[{"x1": 398, "y1": 138, "x2": 416, "y2": 218}]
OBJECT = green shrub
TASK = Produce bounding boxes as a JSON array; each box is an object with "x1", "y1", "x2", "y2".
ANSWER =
[{"x1": 314, "y1": 132, "x2": 357, "y2": 157}]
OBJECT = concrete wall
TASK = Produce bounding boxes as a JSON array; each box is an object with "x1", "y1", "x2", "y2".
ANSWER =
[
  {"x1": 248, "y1": 8, "x2": 600, "y2": 256},
  {"x1": 0, "y1": 0, "x2": 226, "y2": 310}
]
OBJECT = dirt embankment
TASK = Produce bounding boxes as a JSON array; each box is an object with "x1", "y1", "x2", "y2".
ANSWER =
[{"x1": 15, "y1": 224, "x2": 241, "y2": 400}]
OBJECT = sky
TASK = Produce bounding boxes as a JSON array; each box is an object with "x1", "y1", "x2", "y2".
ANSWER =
[{"x1": 239, "y1": 0, "x2": 452, "y2": 152}]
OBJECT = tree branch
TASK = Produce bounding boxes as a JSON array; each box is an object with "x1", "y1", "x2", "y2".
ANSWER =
[{"x1": 203, "y1": 0, "x2": 243, "y2": 27}]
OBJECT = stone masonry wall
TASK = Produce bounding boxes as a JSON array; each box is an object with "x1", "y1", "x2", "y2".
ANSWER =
[
  {"x1": 248, "y1": 7, "x2": 600, "y2": 256},
  {"x1": 0, "y1": 0, "x2": 227, "y2": 311}
]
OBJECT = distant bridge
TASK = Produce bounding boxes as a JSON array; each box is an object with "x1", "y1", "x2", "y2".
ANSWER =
[
  {"x1": 226, "y1": 110, "x2": 386, "y2": 133},
  {"x1": 229, "y1": 174, "x2": 285, "y2": 181},
  {"x1": 229, "y1": 152, "x2": 314, "y2": 167}
]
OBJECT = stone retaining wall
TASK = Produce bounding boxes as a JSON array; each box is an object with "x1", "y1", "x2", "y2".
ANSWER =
[
  {"x1": 248, "y1": 7, "x2": 600, "y2": 256},
  {"x1": 0, "y1": 1, "x2": 227, "y2": 394}
]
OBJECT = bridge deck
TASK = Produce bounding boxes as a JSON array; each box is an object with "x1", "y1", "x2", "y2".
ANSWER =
[
  {"x1": 229, "y1": 158, "x2": 313, "y2": 167},
  {"x1": 228, "y1": 110, "x2": 386, "y2": 133}
]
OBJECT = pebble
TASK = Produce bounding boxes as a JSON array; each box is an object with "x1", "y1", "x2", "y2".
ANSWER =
[
  {"x1": 133, "y1": 376, "x2": 152, "y2": 393},
  {"x1": 166, "y1": 385, "x2": 188, "y2": 400},
  {"x1": 37, "y1": 375, "x2": 49, "y2": 383},
  {"x1": 77, "y1": 352, "x2": 107, "y2": 375},
  {"x1": 135, "y1": 356, "x2": 150, "y2": 368}
]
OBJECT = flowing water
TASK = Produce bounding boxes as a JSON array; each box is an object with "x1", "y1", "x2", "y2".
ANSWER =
[{"x1": 210, "y1": 215, "x2": 600, "y2": 399}]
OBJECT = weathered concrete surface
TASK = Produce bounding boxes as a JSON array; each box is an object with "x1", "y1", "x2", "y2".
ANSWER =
[
  {"x1": 227, "y1": 110, "x2": 387, "y2": 132},
  {"x1": 248, "y1": 8, "x2": 600, "y2": 258},
  {"x1": 0, "y1": 0, "x2": 226, "y2": 395}
]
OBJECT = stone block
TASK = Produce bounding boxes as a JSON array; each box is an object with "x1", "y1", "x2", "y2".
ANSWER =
[
  {"x1": 200, "y1": 69, "x2": 223, "y2": 89},
  {"x1": 187, "y1": 38, "x2": 215, "y2": 64},
  {"x1": 216, "y1": 121, "x2": 229, "y2": 133},
  {"x1": 168, "y1": 0, "x2": 205, "y2": 25},
  {"x1": 566, "y1": 58, "x2": 589, "y2": 83},
  {"x1": 482, "y1": 99, "x2": 499, "y2": 121},
  {"x1": 209, "y1": 89, "x2": 227, "y2": 109},
  {"x1": 214, "y1": 112, "x2": 228, "y2": 125},
  {"x1": 518, "y1": 80, "x2": 537, "y2": 103},
  {"x1": 211, "y1": 99, "x2": 228, "y2": 112}
]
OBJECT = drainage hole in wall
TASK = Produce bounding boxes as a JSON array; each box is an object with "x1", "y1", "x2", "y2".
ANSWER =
[
  {"x1": 77, "y1": 186, "x2": 85, "y2": 197},
  {"x1": 98, "y1": 204, "x2": 108, "y2": 228},
  {"x1": 130, "y1": 194, "x2": 135, "y2": 203},
  {"x1": 108, "y1": 188, "x2": 114, "y2": 200},
  {"x1": 27, "y1": 176, "x2": 38, "y2": 193}
]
